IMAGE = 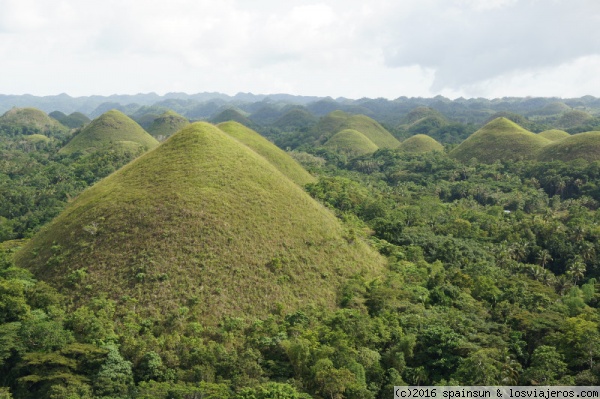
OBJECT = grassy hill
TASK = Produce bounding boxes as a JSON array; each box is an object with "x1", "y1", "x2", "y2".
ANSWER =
[
  {"x1": 538, "y1": 129, "x2": 570, "y2": 141},
  {"x1": 217, "y1": 121, "x2": 315, "y2": 185},
  {"x1": 59, "y1": 110, "x2": 159, "y2": 155},
  {"x1": 315, "y1": 111, "x2": 400, "y2": 148},
  {"x1": 0, "y1": 107, "x2": 68, "y2": 137},
  {"x1": 16, "y1": 122, "x2": 385, "y2": 324},
  {"x1": 324, "y1": 129, "x2": 379, "y2": 156},
  {"x1": 449, "y1": 117, "x2": 550, "y2": 163},
  {"x1": 537, "y1": 131, "x2": 600, "y2": 162},
  {"x1": 146, "y1": 110, "x2": 189, "y2": 140},
  {"x1": 403, "y1": 107, "x2": 444, "y2": 124},
  {"x1": 399, "y1": 134, "x2": 444, "y2": 153}
]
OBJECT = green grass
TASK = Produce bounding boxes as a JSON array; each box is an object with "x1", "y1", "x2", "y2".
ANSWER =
[
  {"x1": 399, "y1": 134, "x2": 444, "y2": 153},
  {"x1": 23, "y1": 134, "x2": 53, "y2": 144},
  {"x1": 538, "y1": 129, "x2": 570, "y2": 142},
  {"x1": 315, "y1": 111, "x2": 400, "y2": 148},
  {"x1": 324, "y1": 129, "x2": 379, "y2": 156},
  {"x1": 0, "y1": 107, "x2": 68, "y2": 136},
  {"x1": 59, "y1": 110, "x2": 159, "y2": 155},
  {"x1": 217, "y1": 121, "x2": 315, "y2": 186},
  {"x1": 537, "y1": 131, "x2": 600, "y2": 162},
  {"x1": 146, "y1": 111, "x2": 189, "y2": 140},
  {"x1": 49, "y1": 111, "x2": 90, "y2": 128},
  {"x1": 16, "y1": 122, "x2": 385, "y2": 324},
  {"x1": 449, "y1": 117, "x2": 550, "y2": 163}
]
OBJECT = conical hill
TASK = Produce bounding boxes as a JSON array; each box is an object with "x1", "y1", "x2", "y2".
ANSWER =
[
  {"x1": 0, "y1": 107, "x2": 68, "y2": 137},
  {"x1": 16, "y1": 122, "x2": 385, "y2": 323},
  {"x1": 449, "y1": 117, "x2": 550, "y2": 163},
  {"x1": 59, "y1": 110, "x2": 159, "y2": 155},
  {"x1": 538, "y1": 129, "x2": 570, "y2": 142},
  {"x1": 217, "y1": 121, "x2": 315, "y2": 185},
  {"x1": 324, "y1": 129, "x2": 379, "y2": 156},
  {"x1": 399, "y1": 134, "x2": 444, "y2": 153},
  {"x1": 146, "y1": 110, "x2": 189, "y2": 140},
  {"x1": 537, "y1": 131, "x2": 600, "y2": 162},
  {"x1": 316, "y1": 111, "x2": 400, "y2": 148}
]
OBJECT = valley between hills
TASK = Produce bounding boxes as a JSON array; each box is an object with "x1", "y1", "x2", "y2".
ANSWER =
[{"x1": 2, "y1": 94, "x2": 600, "y2": 398}]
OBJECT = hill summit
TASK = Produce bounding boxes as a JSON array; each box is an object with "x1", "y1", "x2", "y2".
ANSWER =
[
  {"x1": 146, "y1": 110, "x2": 189, "y2": 140},
  {"x1": 316, "y1": 111, "x2": 400, "y2": 148},
  {"x1": 537, "y1": 131, "x2": 600, "y2": 162},
  {"x1": 449, "y1": 117, "x2": 549, "y2": 163},
  {"x1": 16, "y1": 122, "x2": 384, "y2": 324},
  {"x1": 399, "y1": 134, "x2": 444, "y2": 153},
  {"x1": 59, "y1": 110, "x2": 159, "y2": 155}
]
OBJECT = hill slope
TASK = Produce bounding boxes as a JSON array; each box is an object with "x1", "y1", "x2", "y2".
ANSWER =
[
  {"x1": 324, "y1": 129, "x2": 379, "y2": 156},
  {"x1": 399, "y1": 134, "x2": 444, "y2": 153},
  {"x1": 537, "y1": 131, "x2": 600, "y2": 162},
  {"x1": 316, "y1": 111, "x2": 400, "y2": 148},
  {"x1": 449, "y1": 117, "x2": 550, "y2": 163},
  {"x1": 59, "y1": 110, "x2": 159, "y2": 155},
  {"x1": 538, "y1": 129, "x2": 570, "y2": 142},
  {"x1": 217, "y1": 121, "x2": 315, "y2": 185},
  {"x1": 16, "y1": 122, "x2": 384, "y2": 324},
  {"x1": 146, "y1": 110, "x2": 189, "y2": 140}
]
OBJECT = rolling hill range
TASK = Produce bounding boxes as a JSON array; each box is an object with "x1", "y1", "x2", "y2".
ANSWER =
[
  {"x1": 15, "y1": 122, "x2": 385, "y2": 324},
  {"x1": 323, "y1": 129, "x2": 379, "y2": 157},
  {"x1": 449, "y1": 117, "x2": 550, "y2": 163},
  {"x1": 217, "y1": 121, "x2": 315, "y2": 185},
  {"x1": 59, "y1": 110, "x2": 159, "y2": 155},
  {"x1": 49, "y1": 110, "x2": 91, "y2": 128},
  {"x1": 315, "y1": 110, "x2": 400, "y2": 148},
  {"x1": 538, "y1": 129, "x2": 570, "y2": 141},
  {"x1": 146, "y1": 110, "x2": 189, "y2": 140},
  {"x1": 537, "y1": 131, "x2": 600, "y2": 162},
  {"x1": 398, "y1": 134, "x2": 444, "y2": 153},
  {"x1": 0, "y1": 107, "x2": 68, "y2": 137}
]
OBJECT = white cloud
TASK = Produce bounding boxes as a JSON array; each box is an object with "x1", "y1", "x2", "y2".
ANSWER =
[{"x1": 0, "y1": 0, "x2": 598, "y2": 98}]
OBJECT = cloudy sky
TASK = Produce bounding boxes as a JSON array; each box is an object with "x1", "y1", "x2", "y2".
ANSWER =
[{"x1": 0, "y1": 0, "x2": 599, "y2": 99}]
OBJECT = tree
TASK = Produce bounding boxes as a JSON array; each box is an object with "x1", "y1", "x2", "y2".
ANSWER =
[
  {"x1": 521, "y1": 345, "x2": 568, "y2": 385},
  {"x1": 92, "y1": 345, "x2": 134, "y2": 399}
]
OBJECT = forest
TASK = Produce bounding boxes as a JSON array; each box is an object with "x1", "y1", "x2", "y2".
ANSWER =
[{"x1": 1, "y1": 94, "x2": 600, "y2": 399}]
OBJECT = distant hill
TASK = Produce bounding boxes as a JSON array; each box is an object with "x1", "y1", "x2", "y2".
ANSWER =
[
  {"x1": 530, "y1": 102, "x2": 571, "y2": 116},
  {"x1": 146, "y1": 110, "x2": 189, "y2": 140},
  {"x1": 323, "y1": 129, "x2": 379, "y2": 157},
  {"x1": 537, "y1": 131, "x2": 600, "y2": 162},
  {"x1": 557, "y1": 110, "x2": 593, "y2": 129},
  {"x1": 15, "y1": 122, "x2": 385, "y2": 324},
  {"x1": 315, "y1": 111, "x2": 400, "y2": 148},
  {"x1": 209, "y1": 108, "x2": 255, "y2": 127},
  {"x1": 403, "y1": 107, "x2": 444, "y2": 124},
  {"x1": 59, "y1": 110, "x2": 159, "y2": 155},
  {"x1": 0, "y1": 107, "x2": 69, "y2": 137},
  {"x1": 217, "y1": 121, "x2": 315, "y2": 186},
  {"x1": 399, "y1": 134, "x2": 444, "y2": 153},
  {"x1": 538, "y1": 129, "x2": 570, "y2": 141},
  {"x1": 273, "y1": 108, "x2": 318, "y2": 131},
  {"x1": 49, "y1": 111, "x2": 91, "y2": 128},
  {"x1": 449, "y1": 117, "x2": 550, "y2": 163}
]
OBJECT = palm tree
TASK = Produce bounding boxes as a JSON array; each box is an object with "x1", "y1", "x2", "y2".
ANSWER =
[{"x1": 536, "y1": 249, "x2": 553, "y2": 268}]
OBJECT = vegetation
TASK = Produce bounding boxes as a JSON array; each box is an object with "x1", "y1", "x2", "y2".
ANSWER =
[
  {"x1": 450, "y1": 117, "x2": 550, "y2": 163},
  {"x1": 313, "y1": 111, "x2": 399, "y2": 149},
  {"x1": 0, "y1": 108, "x2": 68, "y2": 138},
  {"x1": 217, "y1": 121, "x2": 315, "y2": 186},
  {"x1": 209, "y1": 108, "x2": 255, "y2": 127},
  {"x1": 59, "y1": 110, "x2": 159, "y2": 155},
  {"x1": 5, "y1": 96, "x2": 600, "y2": 397},
  {"x1": 49, "y1": 111, "x2": 90, "y2": 129},
  {"x1": 398, "y1": 134, "x2": 444, "y2": 153},
  {"x1": 323, "y1": 129, "x2": 379, "y2": 157}
]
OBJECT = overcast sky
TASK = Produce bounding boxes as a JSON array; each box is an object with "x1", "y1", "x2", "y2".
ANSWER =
[{"x1": 0, "y1": 0, "x2": 599, "y2": 99}]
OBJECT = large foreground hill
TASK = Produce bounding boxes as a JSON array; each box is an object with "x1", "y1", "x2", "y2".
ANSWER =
[{"x1": 16, "y1": 122, "x2": 385, "y2": 324}]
